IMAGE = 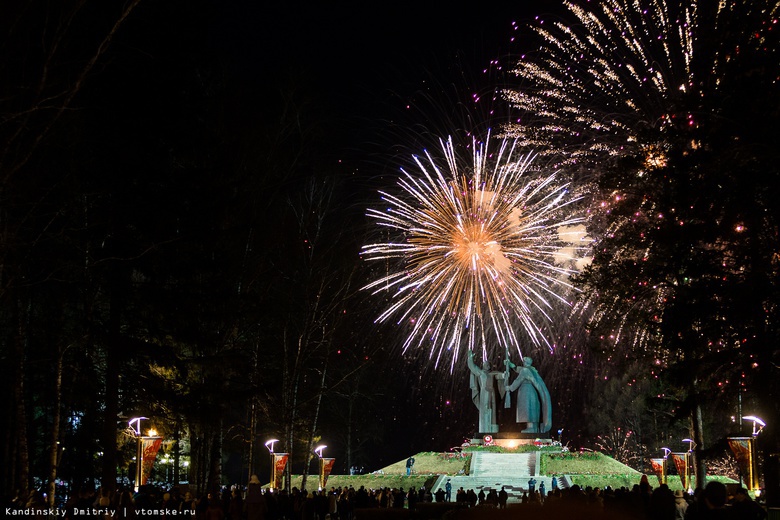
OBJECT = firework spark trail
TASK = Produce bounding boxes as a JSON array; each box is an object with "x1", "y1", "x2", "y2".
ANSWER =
[
  {"x1": 362, "y1": 135, "x2": 585, "y2": 370},
  {"x1": 502, "y1": 0, "x2": 780, "y2": 352},
  {"x1": 503, "y1": 0, "x2": 779, "y2": 165}
]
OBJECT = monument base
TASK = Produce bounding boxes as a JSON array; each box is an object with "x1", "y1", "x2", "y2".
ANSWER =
[{"x1": 472, "y1": 431, "x2": 552, "y2": 449}]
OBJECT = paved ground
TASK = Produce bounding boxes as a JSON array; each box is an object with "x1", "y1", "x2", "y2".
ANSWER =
[{"x1": 430, "y1": 452, "x2": 565, "y2": 503}]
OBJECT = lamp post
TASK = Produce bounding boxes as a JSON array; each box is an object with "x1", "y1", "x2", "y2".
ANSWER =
[
  {"x1": 651, "y1": 448, "x2": 671, "y2": 486},
  {"x1": 741, "y1": 415, "x2": 765, "y2": 493},
  {"x1": 314, "y1": 445, "x2": 326, "y2": 491},
  {"x1": 129, "y1": 417, "x2": 148, "y2": 492},
  {"x1": 265, "y1": 439, "x2": 279, "y2": 490},
  {"x1": 743, "y1": 415, "x2": 766, "y2": 437},
  {"x1": 129, "y1": 417, "x2": 163, "y2": 492},
  {"x1": 661, "y1": 447, "x2": 671, "y2": 485},
  {"x1": 682, "y1": 438, "x2": 696, "y2": 493}
]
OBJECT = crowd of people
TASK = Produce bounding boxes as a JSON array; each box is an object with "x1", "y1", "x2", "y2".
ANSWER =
[
  {"x1": 491, "y1": 479, "x2": 768, "y2": 520},
  {"x1": 4, "y1": 475, "x2": 769, "y2": 520}
]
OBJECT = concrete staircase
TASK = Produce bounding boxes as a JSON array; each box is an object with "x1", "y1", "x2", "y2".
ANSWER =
[{"x1": 431, "y1": 451, "x2": 564, "y2": 503}]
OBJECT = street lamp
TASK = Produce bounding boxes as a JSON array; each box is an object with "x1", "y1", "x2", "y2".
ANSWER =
[
  {"x1": 129, "y1": 417, "x2": 148, "y2": 437},
  {"x1": 736, "y1": 415, "x2": 766, "y2": 494},
  {"x1": 265, "y1": 439, "x2": 279, "y2": 454},
  {"x1": 314, "y1": 445, "x2": 326, "y2": 459},
  {"x1": 314, "y1": 445, "x2": 327, "y2": 491},
  {"x1": 129, "y1": 417, "x2": 163, "y2": 492},
  {"x1": 129, "y1": 417, "x2": 148, "y2": 492},
  {"x1": 682, "y1": 439, "x2": 696, "y2": 493},
  {"x1": 265, "y1": 439, "x2": 280, "y2": 490},
  {"x1": 742, "y1": 416, "x2": 766, "y2": 437},
  {"x1": 659, "y1": 447, "x2": 671, "y2": 485}
]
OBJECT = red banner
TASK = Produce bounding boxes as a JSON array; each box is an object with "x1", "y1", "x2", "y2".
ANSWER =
[
  {"x1": 140, "y1": 437, "x2": 163, "y2": 485},
  {"x1": 320, "y1": 457, "x2": 336, "y2": 489},
  {"x1": 671, "y1": 453, "x2": 688, "y2": 490},
  {"x1": 273, "y1": 453, "x2": 289, "y2": 489},
  {"x1": 728, "y1": 437, "x2": 757, "y2": 490},
  {"x1": 649, "y1": 458, "x2": 665, "y2": 484}
]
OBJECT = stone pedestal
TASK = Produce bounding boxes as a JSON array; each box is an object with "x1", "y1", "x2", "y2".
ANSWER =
[{"x1": 472, "y1": 431, "x2": 551, "y2": 448}]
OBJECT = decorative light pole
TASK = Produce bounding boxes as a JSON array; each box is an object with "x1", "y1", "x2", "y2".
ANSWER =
[
  {"x1": 265, "y1": 439, "x2": 289, "y2": 491},
  {"x1": 682, "y1": 438, "x2": 696, "y2": 493},
  {"x1": 314, "y1": 445, "x2": 327, "y2": 491},
  {"x1": 265, "y1": 439, "x2": 279, "y2": 489},
  {"x1": 129, "y1": 417, "x2": 163, "y2": 492},
  {"x1": 129, "y1": 417, "x2": 148, "y2": 492},
  {"x1": 314, "y1": 444, "x2": 335, "y2": 491},
  {"x1": 650, "y1": 447, "x2": 671, "y2": 485},
  {"x1": 662, "y1": 447, "x2": 671, "y2": 485},
  {"x1": 728, "y1": 415, "x2": 765, "y2": 493},
  {"x1": 743, "y1": 416, "x2": 766, "y2": 437}
]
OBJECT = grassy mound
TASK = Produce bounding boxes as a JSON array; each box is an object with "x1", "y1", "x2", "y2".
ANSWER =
[
  {"x1": 283, "y1": 450, "x2": 736, "y2": 493},
  {"x1": 286, "y1": 474, "x2": 435, "y2": 492},
  {"x1": 381, "y1": 451, "x2": 470, "y2": 476},
  {"x1": 542, "y1": 451, "x2": 640, "y2": 476},
  {"x1": 282, "y1": 452, "x2": 469, "y2": 491},
  {"x1": 540, "y1": 450, "x2": 641, "y2": 490},
  {"x1": 541, "y1": 451, "x2": 737, "y2": 490}
]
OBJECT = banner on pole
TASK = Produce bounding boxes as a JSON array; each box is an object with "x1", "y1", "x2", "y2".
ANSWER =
[
  {"x1": 319, "y1": 457, "x2": 336, "y2": 489},
  {"x1": 649, "y1": 458, "x2": 666, "y2": 484},
  {"x1": 671, "y1": 453, "x2": 688, "y2": 490},
  {"x1": 728, "y1": 437, "x2": 758, "y2": 490},
  {"x1": 140, "y1": 437, "x2": 163, "y2": 485},
  {"x1": 273, "y1": 453, "x2": 289, "y2": 489}
]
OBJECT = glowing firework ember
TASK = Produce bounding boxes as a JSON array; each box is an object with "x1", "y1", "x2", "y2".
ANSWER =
[{"x1": 362, "y1": 136, "x2": 585, "y2": 369}]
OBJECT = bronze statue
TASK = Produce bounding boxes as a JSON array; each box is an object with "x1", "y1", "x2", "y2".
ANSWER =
[
  {"x1": 467, "y1": 350, "x2": 499, "y2": 433},
  {"x1": 505, "y1": 356, "x2": 552, "y2": 433}
]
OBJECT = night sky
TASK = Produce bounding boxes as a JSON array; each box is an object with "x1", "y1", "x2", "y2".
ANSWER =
[
  {"x1": 4, "y1": 0, "x2": 780, "y2": 499},
  {"x1": 0, "y1": 0, "x2": 582, "y2": 487},
  {"x1": 208, "y1": 1, "x2": 541, "y2": 160},
  {"x1": 120, "y1": 0, "x2": 555, "y2": 470}
]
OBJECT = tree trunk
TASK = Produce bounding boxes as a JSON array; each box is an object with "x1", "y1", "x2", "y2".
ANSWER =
[
  {"x1": 247, "y1": 398, "x2": 256, "y2": 484},
  {"x1": 301, "y1": 353, "x2": 329, "y2": 491},
  {"x1": 101, "y1": 283, "x2": 122, "y2": 493},
  {"x1": 173, "y1": 422, "x2": 181, "y2": 486},
  {"x1": 207, "y1": 418, "x2": 223, "y2": 494},
  {"x1": 190, "y1": 421, "x2": 206, "y2": 496},
  {"x1": 346, "y1": 388, "x2": 354, "y2": 473},
  {"x1": 282, "y1": 326, "x2": 301, "y2": 492},
  {"x1": 690, "y1": 383, "x2": 706, "y2": 490},
  {"x1": 13, "y1": 294, "x2": 30, "y2": 495},
  {"x1": 47, "y1": 345, "x2": 65, "y2": 507},
  {"x1": 283, "y1": 379, "x2": 298, "y2": 492}
]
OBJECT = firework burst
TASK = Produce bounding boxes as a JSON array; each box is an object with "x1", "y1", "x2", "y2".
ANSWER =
[
  {"x1": 503, "y1": 0, "x2": 780, "y2": 165},
  {"x1": 362, "y1": 135, "x2": 586, "y2": 370},
  {"x1": 502, "y1": 0, "x2": 780, "y2": 354}
]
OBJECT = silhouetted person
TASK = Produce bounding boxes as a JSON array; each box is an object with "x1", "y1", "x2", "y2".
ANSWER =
[
  {"x1": 729, "y1": 487, "x2": 766, "y2": 520},
  {"x1": 498, "y1": 486, "x2": 508, "y2": 508},
  {"x1": 685, "y1": 481, "x2": 737, "y2": 519},
  {"x1": 245, "y1": 476, "x2": 267, "y2": 520}
]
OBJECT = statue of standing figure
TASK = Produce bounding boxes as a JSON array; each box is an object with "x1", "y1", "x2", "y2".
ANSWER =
[
  {"x1": 467, "y1": 350, "x2": 499, "y2": 434},
  {"x1": 505, "y1": 356, "x2": 552, "y2": 433}
]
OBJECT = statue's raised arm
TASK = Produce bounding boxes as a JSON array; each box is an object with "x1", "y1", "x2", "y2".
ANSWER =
[{"x1": 502, "y1": 352, "x2": 517, "y2": 408}]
